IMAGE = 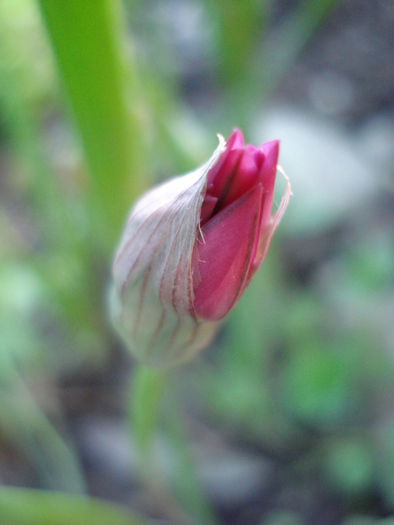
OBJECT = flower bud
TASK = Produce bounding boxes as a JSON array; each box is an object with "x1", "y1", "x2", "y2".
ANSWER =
[{"x1": 111, "y1": 130, "x2": 291, "y2": 367}]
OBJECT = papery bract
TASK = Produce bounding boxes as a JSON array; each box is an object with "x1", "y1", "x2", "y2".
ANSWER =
[{"x1": 112, "y1": 130, "x2": 291, "y2": 367}]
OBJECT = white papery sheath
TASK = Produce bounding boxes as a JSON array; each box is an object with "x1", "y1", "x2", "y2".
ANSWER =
[{"x1": 111, "y1": 137, "x2": 226, "y2": 367}]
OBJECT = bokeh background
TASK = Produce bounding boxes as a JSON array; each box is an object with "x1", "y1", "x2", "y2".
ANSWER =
[{"x1": 0, "y1": 0, "x2": 393, "y2": 524}]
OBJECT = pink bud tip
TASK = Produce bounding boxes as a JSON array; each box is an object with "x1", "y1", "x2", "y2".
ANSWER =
[{"x1": 193, "y1": 129, "x2": 286, "y2": 321}]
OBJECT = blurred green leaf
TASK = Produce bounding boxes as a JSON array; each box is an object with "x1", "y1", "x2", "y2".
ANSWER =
[
  {"x1": 0, "y1": 1, "x2": 107, "y2": 336},
  {"x1": 0, "y1": 487, "x2": 147, "y2": 525},
  {"x1": 0, "y1": 0, "x2": 55, "y2": 110},
  {"x1": 323, "y1": 437, "x2": 374, "y2": 495},
  {"x1": 344, "y1": 235, "x2": 394, "y2": 294},
  {"x1": 280, "y1": 338, "x2": 358, "y2": 429},
  {"x1": 262, "y1": 509, "x2": 305, "y2": 525},
  {"x1": 0, "y1": 357, "x2": 86, "y2": 493},
  {"x1": 0, "y1": 0, "x2": 79, "y2": 250},
  {"x1": 38, "y1": 0, "x2": 148, "y2": 246},
  {"x1": 0, "y1": 263, "x2": 47, "y2": 367},
  {"x1": 212, "y1": 0, "x2": 269, "y2": 86},
  {"x1": 341, "y1": 516, "x2": 377, "y2": 525}
]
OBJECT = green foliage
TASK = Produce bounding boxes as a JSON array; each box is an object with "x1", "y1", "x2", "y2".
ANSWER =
[
  {"x1": 262, "y1": 509, "x2": 305, "y2": 525},
  {"x1": 0, "y1": 487, "x2": 148, "y2": 525},
  {"x1": 280, "y1": 337, "x2": 360, "y2": 429},
  {"x1": 323, "y1": 437, "x2": 374, "y2": 496},
  {"x1": 38, "y1": 0, "x2": 148, "y2": 246}
]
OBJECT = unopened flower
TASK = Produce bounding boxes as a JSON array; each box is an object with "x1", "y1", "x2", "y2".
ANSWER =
[{"x1": 111, "y1": 129, "x2": 291, "y2": 367}]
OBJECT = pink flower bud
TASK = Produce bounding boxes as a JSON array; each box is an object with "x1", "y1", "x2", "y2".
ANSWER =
[{"x1": 112, "y1": 130, "x2": 291, "y2": 367}]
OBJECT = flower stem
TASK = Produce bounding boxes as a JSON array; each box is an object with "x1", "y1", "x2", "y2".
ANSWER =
[
  {"x1": 129, "y1": 365, "x2": 167, "y2": 463},
  {"x1": 129, "y1": 365, "x2": 195, "y2": 525},
  {"x1": 130, "y1": 364, "x2": 218, "y2": 524}
]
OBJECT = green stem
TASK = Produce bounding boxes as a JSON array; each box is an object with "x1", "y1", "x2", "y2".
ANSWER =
[
  {"x1": 130, "y1": 364, "x2": 219, "y2": 525},
  {"x1": 163, "y1": 380, "x2": 218, "y2": 525},
  {"x1": 37, "y1": 0, "x2": 147, "y2": 246},
  {"x1": 129, "y1": 365, "x2": 167, "y2": 463},
  {"x1": 129, "y1": 365, "x2": 195, "y2": 525}
]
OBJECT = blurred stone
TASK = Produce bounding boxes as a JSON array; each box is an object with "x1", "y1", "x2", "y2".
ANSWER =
[
  {"x1": 255, "y1": 106, "x2": 385, "y2": 234},
  {"x1": 150, "y1": 0, "x2": 212, "y2": 80},
  {"x1": 197, "y1": 451, "x2": 274, "y2": 509},
  {"x1": 74, "y1": 414, "x2": 276, "y2": 515},
  {"x1": 75, "y1": 416, "x2": 139, "y2": 484},
  {"x1": 356, "y1": 114, "x2": 394, "y2": 176},
  {"x1": 273, "y1": 483, "x2": 340, "y2": 525},
  {"x1": 279, "y1": 0, "x2": 394, "y2": 121},
  {"x1": 308, "y1": 70, "x2": 355, "y2": 117}
]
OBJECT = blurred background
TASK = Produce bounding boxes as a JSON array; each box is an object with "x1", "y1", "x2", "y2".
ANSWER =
[{"x1": 0, "y1": 0, "x2": 393, "y2": 524}]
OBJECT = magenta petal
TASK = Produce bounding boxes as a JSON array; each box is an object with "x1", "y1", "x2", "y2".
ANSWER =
[
  {"x1": 217, "y1": 148, "x2": 262, "y2": 210},
  {"x1": 231, "y1": 128, "x2": 245, "y2": 148},
  {"x1": 257, "y1": 140, "x2": 279, "y2": 227},
  {"x1": 208, "y1": 148, "x2": 243, "y2": 202},
  {"x1": 193, "y1": 184, "x2": 263, "y2": 321},
  {"x1": 200, "y1": 194, "x2": 218, "y2": 225},
  {"x1": 206, "y1": 129, "x2": 244, "y2": 188}
]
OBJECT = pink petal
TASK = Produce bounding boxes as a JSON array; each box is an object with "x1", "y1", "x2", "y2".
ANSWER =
[
  {"x1": 248, "y1": 168, "x2": 292, "y2": 282},
  {"x1": 200, "y1": 194, "x2": 218, "y2": 225},
  {"x1": 257, "y1": 140, "x2": 279, "y2": 228},
  {"x1": 214, "y1": 148, "x2": 262, "y2": 211},
  {"x1": 193, "y1": 184, "x2": 263, "y2": 321},
  {"x1": 206, "y1": 129, "x2": 244, "y2": 188},
  {"x1": 207, "y1": 148, "x2": 243, "y2": 202},
  {"x1": 231, "y1": 128, "x2": 245, "y2": 148}
]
